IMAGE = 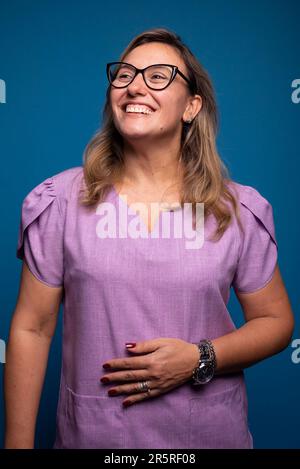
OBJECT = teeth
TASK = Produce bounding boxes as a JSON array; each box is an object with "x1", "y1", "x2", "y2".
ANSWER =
[{"x1": 125, "y1": 104, "x2": 153, "y2": 114}]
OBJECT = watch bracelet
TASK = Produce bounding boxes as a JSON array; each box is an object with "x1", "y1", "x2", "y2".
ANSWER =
[{"x1": 192, "y1": 339, "x2": 217, "y2": 381}]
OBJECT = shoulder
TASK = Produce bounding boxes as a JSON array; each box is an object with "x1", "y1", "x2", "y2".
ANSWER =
[
  {"x1": 19, "y1": 166, "x2": 84, "y2": 226},
  {"x1": 21, "y1": 165, "x2": 84, "y2": 206},
  {"x1": 225, "y1": 179, "x2": 277, "y2": 246},
  {"x1": 226, "y1": 179, "x2": 271, "y2": 207},
  {"x1": 226, "y1": 179, "x2": 274, "y2": 218},
  {"x1": 51, "y1": 166, "x2": 84, "y2": 200}
]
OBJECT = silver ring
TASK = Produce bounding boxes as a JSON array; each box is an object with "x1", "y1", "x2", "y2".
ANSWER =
[{"x1": 138, "y1": 380, "x2": 150, "y2": 393}]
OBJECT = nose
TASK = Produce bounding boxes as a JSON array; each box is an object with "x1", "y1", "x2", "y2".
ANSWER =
[{"x1": 126, "y1": 71, "x2": 147, "y2": 94}]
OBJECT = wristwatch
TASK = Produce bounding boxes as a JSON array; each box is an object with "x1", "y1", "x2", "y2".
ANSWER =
[{"x1": 192, "y1": 339, "x2": 217, "y2": 385}]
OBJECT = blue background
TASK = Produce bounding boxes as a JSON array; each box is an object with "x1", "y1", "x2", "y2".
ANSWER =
[{"x1": 0, "y1": 0, "x2": 299, "y2": 448}]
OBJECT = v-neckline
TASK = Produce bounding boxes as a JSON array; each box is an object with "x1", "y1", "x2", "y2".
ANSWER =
[{"x1": 110, "y1": 184, "x2": 181, "y2": 236}]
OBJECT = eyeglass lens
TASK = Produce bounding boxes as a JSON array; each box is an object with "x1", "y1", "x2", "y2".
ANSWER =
[{"x1": 108, "y1": 63, "x2": 173, "y2": 89}]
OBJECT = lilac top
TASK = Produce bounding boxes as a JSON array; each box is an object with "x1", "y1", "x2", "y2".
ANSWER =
[{"x1": 16, "y1": 166, "x2": 278, "y2": 449}]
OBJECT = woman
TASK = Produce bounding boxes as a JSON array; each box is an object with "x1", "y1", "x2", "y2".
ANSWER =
[{"x1": 5, "y1": 27, "x2": 294, "y2": 449}]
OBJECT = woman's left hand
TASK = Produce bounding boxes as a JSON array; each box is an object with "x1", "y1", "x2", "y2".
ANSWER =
[{"x1": 100, "y1": 338, "x2": 199, "y2": 407}]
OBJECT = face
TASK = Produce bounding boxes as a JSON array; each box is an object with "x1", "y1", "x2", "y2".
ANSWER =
[{"x1": 109, "y1": 42, "x2": 202, "y2": 144}]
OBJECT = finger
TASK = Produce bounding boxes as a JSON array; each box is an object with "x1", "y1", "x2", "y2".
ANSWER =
[
  {"x1": 102, "y1": 356, "x2": 149, "y2": 371},
  {"x1": 107, "y1": 381, "x2": 154, "y2": 396},
  {"x1": 125, "y1": 339, "x2": 162, "y2": 354},
  {"x1": 123, "y1": 388, "x2": 161, "y2": 407},
  {"x1": 100, "y1": 370, "x2": 148, "y2": 384}
]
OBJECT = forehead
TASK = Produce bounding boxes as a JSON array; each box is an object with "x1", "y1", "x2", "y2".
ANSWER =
[{"x1": 123, "y1": 42, "x2": 187, "y2": 73}]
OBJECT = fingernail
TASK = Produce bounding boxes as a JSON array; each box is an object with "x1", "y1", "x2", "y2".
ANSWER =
[
  {"x1": 100, "y1": 377, "x2": 110, "y2": 383},
  {"x1": 103, "y1": 363, "x2": 111, "y2": 369},
  {"x1": 108, "y1": 389, "x2": 118, "y2": 396},
  {"x1": 123, "y1": 400, "x2": 132, "y2": 407},
  {"x1": 125, "y1": 342, "x2": 136, "y2": 348}
]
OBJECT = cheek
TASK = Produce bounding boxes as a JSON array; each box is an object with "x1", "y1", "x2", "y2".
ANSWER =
[
  {"x1": 110, "y1": 90, "x2": 124, "y2": 112},
  {"x1": 162, "y1": 92, "x2": 186, "y2": 117},
  {"x1": 158, "y1": 101, "x2": 184, "y2": 130}
]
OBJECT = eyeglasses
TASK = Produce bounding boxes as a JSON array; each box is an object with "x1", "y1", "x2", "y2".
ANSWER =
[{"x1": 106, "y1": 61, "x2": 192, "y2": 91}]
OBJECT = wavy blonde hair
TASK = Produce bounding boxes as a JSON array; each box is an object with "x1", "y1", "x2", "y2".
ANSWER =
[{"x1": 80, "y1": 27, "x2": 242, "y2": 240}]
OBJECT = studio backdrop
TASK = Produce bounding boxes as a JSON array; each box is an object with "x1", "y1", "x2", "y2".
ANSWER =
[{"x1": 0, "y1": 0, "x2": 299, "y2": 448}]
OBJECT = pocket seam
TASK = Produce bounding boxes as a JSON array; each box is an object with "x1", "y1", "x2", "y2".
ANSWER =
[
  {"x1": 190, "y1": 380, "x2": 242, "y2": 408},
  {"x1": 188, "y1": 381, "x2": 250, "y2": 448}
]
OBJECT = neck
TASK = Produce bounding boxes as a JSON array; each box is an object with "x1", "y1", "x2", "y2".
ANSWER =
[{"x1": 120, "y1": 137, "x2": 183, "y2": 190}]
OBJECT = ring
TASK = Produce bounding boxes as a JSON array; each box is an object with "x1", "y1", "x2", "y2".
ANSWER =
[{"x1": 138, "y1": 380, "x2": 151, "y2": 394}]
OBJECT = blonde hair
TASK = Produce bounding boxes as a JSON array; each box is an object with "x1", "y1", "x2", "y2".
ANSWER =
[{"x1": 80, "y1": 27, "x2": 242, "y2": 240}]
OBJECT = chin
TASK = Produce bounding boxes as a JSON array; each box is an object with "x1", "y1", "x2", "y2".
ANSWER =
[
  {"x1": 118, "y1": 125, "x2": 154, "y2": 139},
  {"x1": 122, "y1": 132, "x2": 151, "y2": 141}
]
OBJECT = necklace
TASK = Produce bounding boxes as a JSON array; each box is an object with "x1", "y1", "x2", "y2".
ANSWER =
[{"x1": 116, "y1": 180, "x2": 182, "y2": 212}]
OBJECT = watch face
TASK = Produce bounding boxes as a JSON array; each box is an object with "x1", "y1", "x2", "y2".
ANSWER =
[{"x1": 195, "y1": 361, "x2": 214, "y2": 384}]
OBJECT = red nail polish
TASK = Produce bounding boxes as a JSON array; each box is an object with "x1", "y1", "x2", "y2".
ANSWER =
[
  {"x1": 125, "y1": 342, "x2": 136, "y2": 348},
  {"x1": 108, "y1": 389, "x2": 118, "y2": 396},
  {"x1": 123, "y1": 400, "x2": 132, "y2": 407},
  {"x1": 103, "y1": 363, "x2": 111, "y2": 369},
  {"x1": 100, "y1": 377, "x2": 110, "y2": 383}
]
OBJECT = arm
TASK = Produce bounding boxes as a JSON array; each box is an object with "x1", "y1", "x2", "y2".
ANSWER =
[
  {"x1": 212, "y1": 263, "x2": 295, "y2": 374},
  {"x1": 4, "y1": 262, "x2": 63, "y2": 448}
]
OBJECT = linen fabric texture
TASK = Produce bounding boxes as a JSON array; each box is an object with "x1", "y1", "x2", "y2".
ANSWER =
[{"x1": 16, "y1": 166, "x2": 278, "y2": 448}]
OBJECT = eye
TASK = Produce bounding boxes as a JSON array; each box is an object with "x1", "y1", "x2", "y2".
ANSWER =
[
  {"x1": 153, "y1": 74, "x2": 165, "y2": 79},
  {"x1": 118, "y1": 73, "x2": 132, "y2": 79}
]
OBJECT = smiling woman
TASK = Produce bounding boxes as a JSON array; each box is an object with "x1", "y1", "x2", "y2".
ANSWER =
[{"x1": 5, "y1": 27, "x2": 294, "y2": 450}]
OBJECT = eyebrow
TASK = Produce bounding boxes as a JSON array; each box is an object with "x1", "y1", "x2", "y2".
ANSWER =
[{"x1": 122, "y1": 62, "x2": 180, "y2": 67}]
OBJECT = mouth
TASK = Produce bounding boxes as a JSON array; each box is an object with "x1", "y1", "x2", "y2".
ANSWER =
[{"x1": 121, "y1": 103, "x2": 156, "y2": 116}]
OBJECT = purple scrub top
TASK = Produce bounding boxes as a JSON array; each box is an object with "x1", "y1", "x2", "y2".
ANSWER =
[{"x1": 16, "y1": 166, "x2": 278, "y2": 448}]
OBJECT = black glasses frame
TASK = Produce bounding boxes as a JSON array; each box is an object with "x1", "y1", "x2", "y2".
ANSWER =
[{"x1": 106, "y1": 61, "x2": 192, "y2": 91}]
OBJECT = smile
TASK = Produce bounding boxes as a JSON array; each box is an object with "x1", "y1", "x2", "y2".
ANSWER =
[{"x1": 125, "y1": 104, "x2": 154, "y2": 115}]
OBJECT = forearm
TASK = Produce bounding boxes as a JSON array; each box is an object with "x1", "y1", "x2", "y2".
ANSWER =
[
  {"x1": 4, "y1": 329, "x2": 52, "y2": 448},
  {"x1": 212, "y1": 316, "x2": 293, "y2": 375}
]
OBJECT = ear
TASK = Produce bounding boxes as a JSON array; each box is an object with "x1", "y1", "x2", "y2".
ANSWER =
[{"x1": 182, "y1": 94, "x2": 202, "y2": 122}]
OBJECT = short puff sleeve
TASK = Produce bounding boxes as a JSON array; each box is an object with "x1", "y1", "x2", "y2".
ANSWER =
[
  {"x1": 16, "y1": 176, "x2": 64, "y2": 288},
  {"x1": 231, "y1": 185, "x2": 278, "y2": 294}
]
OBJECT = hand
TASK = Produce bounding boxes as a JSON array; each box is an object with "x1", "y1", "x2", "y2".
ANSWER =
[{"x1": 100, "y1": 338, "x2": 199, "y2": 407}]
